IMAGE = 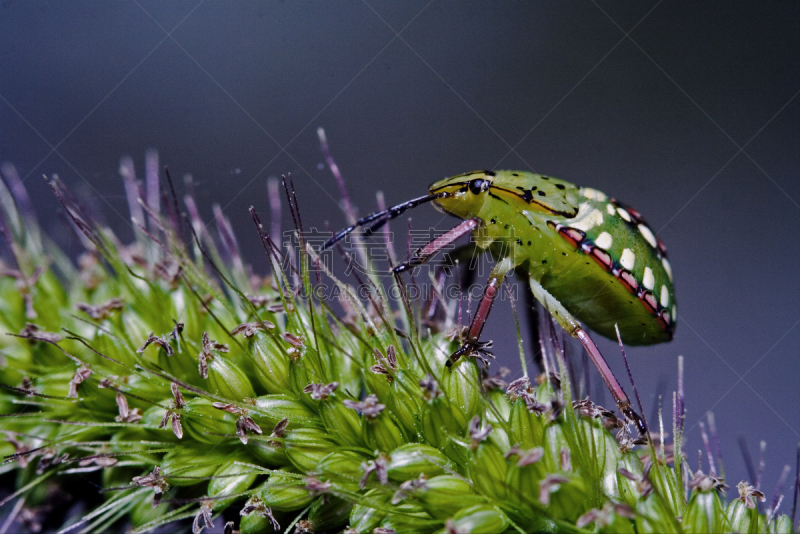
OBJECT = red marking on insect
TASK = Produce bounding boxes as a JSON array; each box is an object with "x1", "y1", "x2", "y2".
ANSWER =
[
  {"x1": 562, "y1": 228, "x2": 586, "y2": 246},
  {"x1": 551, "y1": 222, "x2": 586, "y2": 248},
  {"x1": 618, "y1": 270, "x2": 639, "y2": 294},
  {"x1": 656, "y1": 238, "x2": 668, "y2": 258},
  {"x1": 640, "y1": 291, "x2": 658, "y2": 314},
  {"x1": 610, "y1": 197, "x2": 645, "y2": 226},
  {"x1": 626, "y1": 207, "x2": 643, "y2": 224},
  {"x1": 657, "y1": 310, "x2": 671, "y2": 330},
  {"x1": 549, "y1": 221, "x2": 586, "y2": 248},
  {"x1": 587, "y1": 246, "x2": 612, "y2": 272}
]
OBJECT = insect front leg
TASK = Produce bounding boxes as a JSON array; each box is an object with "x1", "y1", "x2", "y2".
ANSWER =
[
  {"x1": 446, "y1": 256, "x2": 516, "y2": 368},
  {"x1": 392, "y1": 218, "x2": 480, "y2": 274},
  {"x1": 389, "y1": 217, "x2": 485, "y2": 333},
  {"x1": 527, "y1": 278, "x2": 648, "y2": 438}
]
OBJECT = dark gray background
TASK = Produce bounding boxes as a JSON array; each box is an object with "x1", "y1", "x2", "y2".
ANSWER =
[{"x1": 2, "y1": 2, "x2": 798, "y2": 500}]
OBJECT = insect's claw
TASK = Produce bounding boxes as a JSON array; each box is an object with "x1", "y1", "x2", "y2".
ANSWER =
[
  {"x1": 445, "y1": 339, "x2": 495, "y2": 368},
  {"x1": 475, "y1": 340, "x2": 493, "y2": 351},
  {"x1": 471, "y1": 341, "x2": 495, "y2": 366},
  {"x1": 620, "y1": 404, "x2": 649, "y2": 441}
]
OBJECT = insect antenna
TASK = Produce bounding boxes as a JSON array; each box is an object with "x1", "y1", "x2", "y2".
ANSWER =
[{"x1": 321, "y1": 192, "x2": 448, "y2": 251}]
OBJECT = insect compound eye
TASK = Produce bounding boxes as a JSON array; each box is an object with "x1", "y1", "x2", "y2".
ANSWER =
[{"x1": 468, "y1": 179, "x2": 488, "y2": 195}]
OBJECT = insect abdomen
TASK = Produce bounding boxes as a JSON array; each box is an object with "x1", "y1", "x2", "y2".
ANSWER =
[{"x1": 538, "y1": 188, "x2": 675, "y2": 345}]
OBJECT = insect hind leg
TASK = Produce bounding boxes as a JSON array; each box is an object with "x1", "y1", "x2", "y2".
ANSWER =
[{"x1": 527, "y1": 278, "x2": 648, "y2": 438}]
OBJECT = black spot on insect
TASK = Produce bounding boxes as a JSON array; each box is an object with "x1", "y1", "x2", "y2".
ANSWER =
[
  {"x1": 516, "y1": 186, "x2": 534, "y2": 202},
  {"x1": 516, "y1": 238, "x2": 523, "y2": 245},
  {"x1": 483, "y1": 170, "x2": 496, "y2": 177},
  {"x1": 555, "y1": 184, "x2": 565, "y2": 190},
  {"x1": 527, "y1": 241, "x2": 531, "y2": 246},
  {"x1": 562, "y1": 252, "x2": 567, "y2": 256},
  {"x1": 542, "y1": 260, "x2": 547, "y2": 264},
  {"x1": 537, "y1": 190, "x2": 546, "y2": 197},
  {"x1": 542, "y1": 176, "x2": 550, "y2": 180},
  {"x1": 511, "y1": 172, "x2": 519, "y2": 176},
  {"x1": 504, "y1": 224, "x2": 509, "y2": 229},
  {"x1": 585, "y1": 262, "x2": 590, "y2": 265},
  {"x1": 490, "y1": 218, "x2": 496, "y2": 224}
]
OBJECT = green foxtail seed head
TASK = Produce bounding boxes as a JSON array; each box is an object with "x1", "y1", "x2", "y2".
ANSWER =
[{"x1": 0, "y1": 157, "x2": 794, "y2": 534}]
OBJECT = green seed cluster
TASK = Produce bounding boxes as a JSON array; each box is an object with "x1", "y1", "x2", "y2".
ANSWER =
[{"x1": 0, "y1": 170, "x2": 795, "y2": 533}]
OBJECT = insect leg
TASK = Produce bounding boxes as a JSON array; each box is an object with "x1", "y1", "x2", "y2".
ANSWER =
[
  {"x1": 421, "y1": 242, "x2": 483, "y2": 330},
  {"x1": 527, "y1": 278, "x2": 648, "y2": 437},
  {"x1": 446, "y1": 256, "x2": 515, "y2": 368},
  {"x1": 393, "y1": 218, "x2": 480, "y2": 273}
]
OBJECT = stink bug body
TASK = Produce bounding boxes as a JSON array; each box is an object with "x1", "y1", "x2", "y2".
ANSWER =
[{"x1": 323, "y1": 170, "x2": 676, "y2": 437}]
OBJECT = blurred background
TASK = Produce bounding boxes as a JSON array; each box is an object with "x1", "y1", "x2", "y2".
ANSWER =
[{"x1": 1, "y1": 2, "x2": 798, "y2": 498}]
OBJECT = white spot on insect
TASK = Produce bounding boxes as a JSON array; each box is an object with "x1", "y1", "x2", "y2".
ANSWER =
[
  {"x1": 620, "y1": 248, "x2": 635, "y2": 270},
  {"x1": 662, "y1": 257, "x2": 673, "y2": 281},
  {"x1": 581, "y1": 187, "x2": 607, "y2": 202},
  {"x1": 606, "y1": 203, "x2": 616, "y2": 215},
  {"x1": 638, "y1": 224, "x2": 657, "y2": 248},
  {"x1": 672, "y1": 304, "x2": 677, "y2": 321},
  {"x1": 660, "y1": 285, "x2": 669, "y2": 307},
  {"x1": 595, "y1": 231, "x2": 613, "y2": 250},
  {"x1": 643, "y1": 267, "x2": 655, "y2": 290},
  {"x1": 616, "y1": 207, "x2": 632, "y2": 222},
  {"x1": 570, "y1": 203, "x2": 604, "y2": 232}
]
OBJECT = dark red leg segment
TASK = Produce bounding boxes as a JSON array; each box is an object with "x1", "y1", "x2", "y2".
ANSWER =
[
  {"x1": 393, "y1": 218, "x2": 480, "y2": 274},
  {"x1": 575, "y1": 329, "x2": 647, "y2": 436},
  {"x1": 466, "y1": 277, "x2": 499, "y2": 342},
  {"x1": 446, "y1": 277, "x2": 501, "y2": 367},
  {"x1": 445, "y1": 258, "x2": 513, "y2": 368}
]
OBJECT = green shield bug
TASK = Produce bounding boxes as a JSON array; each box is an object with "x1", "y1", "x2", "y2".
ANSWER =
[{"x1": 323, "y1": 170, "x2": 676, "y2": 437}]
